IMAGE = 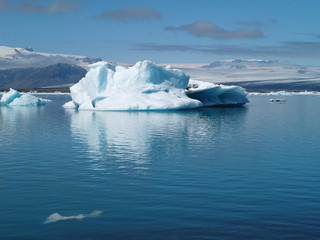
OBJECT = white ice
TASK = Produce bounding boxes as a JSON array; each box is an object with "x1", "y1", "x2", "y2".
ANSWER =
[
  {"x1": 0, "y1": 88, "x2": 50, "y2": 106},
  {"x1": 186, "y1": 79, "x2": 249, "y2": 106},
  {"x1": 64, "y1": 60, "x2": 248, "y2": 111},
  {"x1": 44, "y1": 210, "x2": 103, "y2": 224},
  {"x1": 65, "y1": 60, "x2": 202, "y2": 110},
  {"x1": 0, "y1": 88, "x2": 20, "y2": 104}
]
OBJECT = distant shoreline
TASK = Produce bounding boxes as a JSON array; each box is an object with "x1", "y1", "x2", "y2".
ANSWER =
[
  {"x1": 0, "y1": 88, "x2": 71, "y2": 93},
  {"x1": 1, "y1": 85, "x2": 320, "y2": 94},
  {"x1": 218, "y1": 81, "x2": 320, "y2": 92}
]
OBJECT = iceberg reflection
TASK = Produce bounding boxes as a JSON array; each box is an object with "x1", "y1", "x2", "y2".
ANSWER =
[
  {"x1": 67, "y1": 107, "x2": 248, "y2": 174},
  {"x1": 67, "y1": 110, "x2": 199, "y2": 173},
  {"x1": 0, "y1": 105, "x2": 43, "y2": 127}
]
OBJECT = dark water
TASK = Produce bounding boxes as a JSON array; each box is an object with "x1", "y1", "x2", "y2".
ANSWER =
[{"x1": 0, "y1": 94, "x2": 320, "y2": 239}]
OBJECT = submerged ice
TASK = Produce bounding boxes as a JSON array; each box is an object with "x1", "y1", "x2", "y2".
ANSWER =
[
  {"x1": 44, "y1": 210, "x2": 103, "y2": 224},
  {"x1": 0, "y1": 88, "x2": 49, "y2": 106},
  {"x1": 64, "y1": 60, "x2": 248, "y2": 110}
]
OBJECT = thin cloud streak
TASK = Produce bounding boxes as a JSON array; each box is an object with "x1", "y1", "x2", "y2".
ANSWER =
[
  {"x1": 166, "y1": 21, "x2": 264, "y2": 39},
  {"x1": 295, "y1": 32, "x2": 320, "y2": 39},
  {"x1": 96, "y1": 5, "x2": 162, "y2": 22},
  {"x1": 17, "y1": 0, "x2": 80, "y2": 14},
  {"x1": 134, "y1": 41, "x2": 320, "y2": 59},
  {"x1": 232, "y1": 20, "x2": 264, "y2": 27},
  {"x1": 233, "y1": 19, "x2": 278, "y2": 27}
]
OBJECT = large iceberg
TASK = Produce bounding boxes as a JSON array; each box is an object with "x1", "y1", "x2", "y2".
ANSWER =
[
  {"x1": 0, "y1": 88, "x2": 49, "y2": 106},
  {"x1": 186, "y1": 80, "x2": 249, "y2": 106},
  {"x1": 64, "y1": 60, "x2": 248, "y2": 111},
  {"x1": 64, "y1": 61, "x2": 201, "y2": 110}
]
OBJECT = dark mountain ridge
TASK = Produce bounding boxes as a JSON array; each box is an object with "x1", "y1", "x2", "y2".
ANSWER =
[{"x1": 0, "y1": 63, "x2": 86, "y2": 88}]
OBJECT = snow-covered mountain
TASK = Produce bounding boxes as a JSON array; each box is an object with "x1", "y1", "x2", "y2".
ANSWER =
[
  {"x1": 167, "y1": 59, "x2": 320, "y2": 91},
  {"x1": 1, "y1": 45, "x2": 320, "y2": 91},
  {"x1": 0, "y1": 46, "x2": 102, "y2": 88},
  {"x1": 203, "y1": 59, "x2": 281, "y2": 68},
  {"x1": 0, "y1": 46, "x2": 101, "y2": 70}
]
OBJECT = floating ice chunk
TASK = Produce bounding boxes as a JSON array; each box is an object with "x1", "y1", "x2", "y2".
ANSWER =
[
  {"x1": 186, "y1": 79, "x2": 249, "y2": 106},
  {"x1": 66, "y1": 60, "x2": 202, "y2": 111},
  {"x1": 0, "y1": 88, "x2": 21, "y2": 104},
  {"x1": 44, "y1": 213, "x2": 85, "y2": 224},
  {"x1": 1, "y1": 89, "x2": 49, "y2": 106},
  {"x1": 88, "y1": 210, "x2": 104, "y2": 217},
  {"x1": 44, "y1": 210, "x2": 103, "y2": 224},
  {"x1": 9, "y1": 94, "x2": 48, "y2": 106},
  {"x1": 269, "y1": 98, "x2": 286, "y2": 102}
]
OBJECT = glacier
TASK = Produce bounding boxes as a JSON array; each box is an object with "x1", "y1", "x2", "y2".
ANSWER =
[
  {"x1": 64, "y1": 60, "x2": 248, "y2": 111},
  {"x1": 249, "y1": 90, "x2": 320, "y2": 96},
  {"x1": 0, "y1": 88, "x2": 49, "y2": 106}
]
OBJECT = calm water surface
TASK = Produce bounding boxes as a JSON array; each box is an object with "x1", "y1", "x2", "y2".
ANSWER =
[{"x1": 0, "y1": 94, "x2": 320, "y2": 239}]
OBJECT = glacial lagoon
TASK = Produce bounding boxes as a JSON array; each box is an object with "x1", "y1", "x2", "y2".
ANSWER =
[{"x1": 1, "y1": 94, "x2": 320, "y2": 239}]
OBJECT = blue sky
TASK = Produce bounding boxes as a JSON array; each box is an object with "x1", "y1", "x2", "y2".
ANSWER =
[{"x1": 1, "y1": 0, "x2": 320, "y2": 65}]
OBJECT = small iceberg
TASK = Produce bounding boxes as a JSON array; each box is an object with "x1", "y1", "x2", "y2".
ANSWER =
[
  {"x1": 0, "y1": 88, "x2": 49, "y2": 106},
  {"x1": 63, "y1": 60, "x2": 248, "y2": 111},
  {"x1": 44, "y1": 210, "x2": 103, "y2": 224},
  {"x1": 0, "y1": 88, "x2": 21, "y2": 104}
]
